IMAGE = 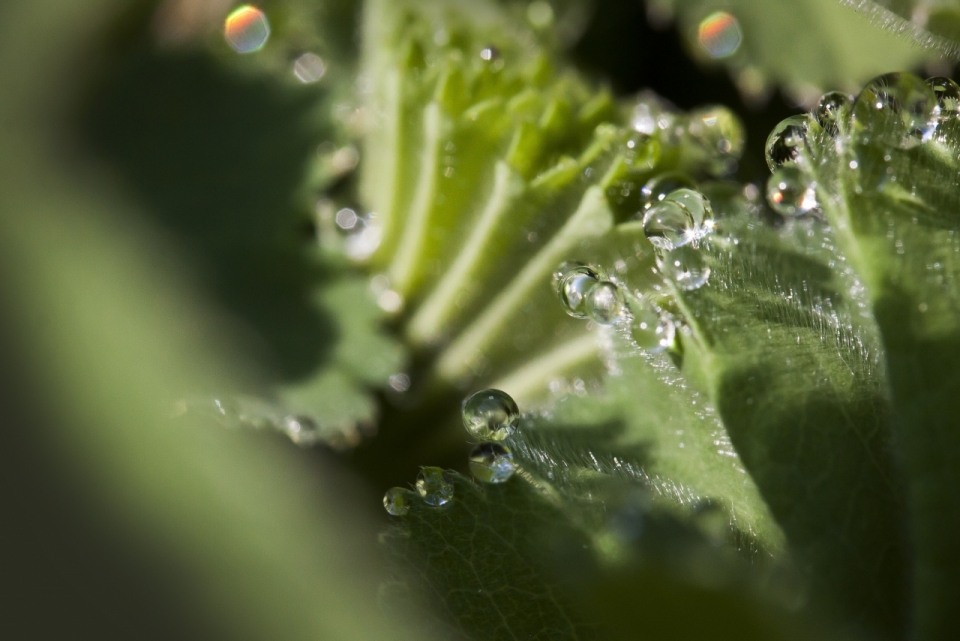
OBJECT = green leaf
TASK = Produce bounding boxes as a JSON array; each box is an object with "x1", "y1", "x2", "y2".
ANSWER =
[
  {"x1": 79, "y1": 7, "x2": 404, "y2": 447},
  {"x1": 0, "y1": 2, "x2": 432, "y2": 638},
  {"x1": 785, "y1": 72, "x2": 960, "y2": 640},
  {"x1": 649, "y1": 0, "x2": 940, "y2": 102},
  {"x1": 665, "y1": 209, "x2": 910, "y2": 639},
  {"x1": 837, "y1": 1, "x2": 960, "y2": 58},
  {"x1": 383, "y1": 471, "x2": 808, "y2": 641}
]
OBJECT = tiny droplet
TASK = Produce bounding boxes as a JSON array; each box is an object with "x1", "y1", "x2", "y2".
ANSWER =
[
  {"x1": 814, "y1": 91, "x2": 853, "y2": 135},
  {"x1": 765, "y1": 115, "x2": 811, "y2": 172},
  {"x1": 416, "y1": 467, "x2": 454, "y2": 506},
  {"x1": 627, "y1": 298, "x2": 676, "y2": 354},
  {"x1": 469, "y1": 443, "x2": 517, "y2": 483},
  {"x1": 927, "y1": 77, "x2": 960, "y2": 117},
  {"x1": 383, "y1": 487, "x2": 413, "y2": 516},
  {"x1": 462, "y1": 389, "x2": 520, "y2": 441}
]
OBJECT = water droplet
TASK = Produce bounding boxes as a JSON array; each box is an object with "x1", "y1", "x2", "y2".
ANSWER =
[
  {"x1": 697, "y1": 11, "x2": 743, "y2": 59},
  {"x1": 469, "y1": 443, "x2": 517, "y2": 483},
  {"x1": 814, "y1": 91, "x2": 853, "y2": 135},
  {"x1": 765, "y1": 115, "x2": 811, "y2": 171},
  {"x1": 626, "y1": 298, "x2": 676, "y2": 354},
  {"x1": 416, "y1": 468, "x2": 454, "y2": 506},
  {"x1": 643, "y1": 201, "x2": 695, "y2": 251},
  {"x1": 293, "y1": 52, "x2": 326, "y2": 83},
  {"x1": 766, "y1": 166, "x2": 818, "y2": 216},
  {"x1": 586, "y1": 281, "x2": 625, "y2": 325},
  {"x1": 854, "y1": 72, "x2": 939, "y2": 148},
  {"x1": 657, "y1": 245, "x2": 711, "y2": 291},
  {"x1": 480, "y1": 46, "x2": 501, "y2": 61},
  {"x1": 641, "y1": 172, "x2": 696, "y2": 210},
  {"x1": 630, "y1": 92, "x2": 678, "y2": 136},
  {"x1": 283, "y1": 415, "x2": 321, "y2": 446},
  {"x1": 340, "y1": 211, "x2": 382, "y2": 262},
  {"x1": 927, "y1": 77, "x2": 960, "y2": 117},
  {"x1": 557, "y1": 265, "x2": 602, "y2": 319},
  {"x1": 689, "y1": 107, "x2": 744, "y2": 175},
  {"x1": 462, "y1": 389, "x2": 519, "y2": 441},
  {"x1": 224, "y1": 6, "x2": 270, "y2": 54},
  {"x1": 666, "y1": 188, "x2": 714, "y2": 232},
  {"x1": 383, "y1": 487, "x2": 413, "y2": 516}
]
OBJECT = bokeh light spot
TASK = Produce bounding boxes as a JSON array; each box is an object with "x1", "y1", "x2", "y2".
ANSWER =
[
  {"x1": 224, "y1": 5, "x2": 270, "y2": 54},
  {"x1": 697, "y1": 11, "x2": 742, "y2": 59}
]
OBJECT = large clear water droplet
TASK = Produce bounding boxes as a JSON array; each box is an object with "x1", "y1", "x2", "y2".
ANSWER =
[
  {"x1": 383, "y1": 487, "x2": 413, "y2": 516},
  {"x1": 927, "y1": 77, "x2": 960, "y2": 118},
  {"x1": 854, "y1": 72, "x2": 939, "y2": 148},
  {"x1": 657, "y1": 245, "x2": 711, "y2": 291},
  {"x1": 667, "y1": 188, "x2": 715, "y2": 233},
  {"x1": 626, "y1": 298, "x2": 676, "y2": 354},
  {"x1": 643, "y1": 201, "x2": 695, "y2": 251},
  {"x1": 766, "y1": 166, "x2": 818, "y2": 217},
  {"x1": 814, "y1": 91, "x2": 853, "y2": 135},
  {"x1": 586, "y1": 281, "x2": 625, "y2": 325},
  {"x1": 556, "y1": 264, "x2": 601, "y2": 319},
  {"x1": 640, "y1": 172, "x2": 696, "y2": 210},
  {"x1": 462, "y1": 389, "x2": 520, "y2": 441},
  {"x1": 765, "y1": 115, "x2": 811, "y2": 171},
  {"x1": 416, "y1": 467, "x2": 454, "y2": 506},
  {"x1": 469, "y1": 443, "x2": 517, "y2": 483}
]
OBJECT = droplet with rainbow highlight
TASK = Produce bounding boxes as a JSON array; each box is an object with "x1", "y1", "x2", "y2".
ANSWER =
[
  {"x1": 697, "y1": 11, "x2": 742, "y2": 59},
  {"x1": 224, "y1": 5, "x2": 270, "y2": 54}
]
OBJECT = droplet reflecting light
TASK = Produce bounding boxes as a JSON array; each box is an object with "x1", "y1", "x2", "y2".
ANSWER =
[
  {"x1": 224, "y1": 5, "x2": 270, "y2": 54},
  {"x1": 698, "y1": 12, "x2": 742, "y2": 59}
]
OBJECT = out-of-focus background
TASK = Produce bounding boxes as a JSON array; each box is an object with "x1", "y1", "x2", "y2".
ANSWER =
[{"x1": 0, "y1": 0, "x2": 949, "y2": 637}]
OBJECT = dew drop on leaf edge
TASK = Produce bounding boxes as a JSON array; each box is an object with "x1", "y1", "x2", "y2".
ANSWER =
[
  {"x1": 383, "y1": 487, "x2": 412, "y2": 516},
  {"x1": 854, "y1": 72, "x2": 939, "y2": 148},
  {"x1": 469, "y1": 442, "x2": 517, "y2": 484},
  {"x1": 764, "y1": 115, "x2": 811, "y2": 172},
  {"x1": 462, "y1": 389, "x2": 520, "y2": 441},
  {"x1": 416, "y1": 467, "x2": 454, "y2": 507},
  {"x1": 928, "y1": 76, "x2": 960, "y2": 117},
  {"x1": 814, "y1": 91, "x2": 853, "y2": 135}
]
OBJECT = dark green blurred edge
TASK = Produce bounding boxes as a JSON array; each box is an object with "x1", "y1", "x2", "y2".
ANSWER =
[{"x1": 0, "y1": 1, "x2": 432, "y2": 639}]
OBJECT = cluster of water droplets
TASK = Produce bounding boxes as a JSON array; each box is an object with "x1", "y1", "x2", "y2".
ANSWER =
[
  {"x1": 764, "y1": 73, "x2": 960, "y2": 217},
  {"x1": 383, "y1": 388, "x2": 521, "y2": 516},
  {"x1": 554, "y1": 262, "x2": 678, "y2": 355},
  {"x1": 641, "y1": 187, "x2": 715, "y2": 291}
]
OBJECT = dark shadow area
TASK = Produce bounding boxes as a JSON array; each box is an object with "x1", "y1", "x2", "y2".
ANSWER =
[{"x1": 81, "y1": 35, "x2": 336, "y2": 383}]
